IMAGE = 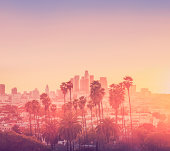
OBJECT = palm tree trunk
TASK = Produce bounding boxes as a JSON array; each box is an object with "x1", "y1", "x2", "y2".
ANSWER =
[
  {"x1": 29, "y1": 113, "x2": 32, "y2": 135},
  {"x1": 37, "y1": 115, "x2": 40, "y2": 139},
  {"x1": 67, "y1": 140, "x2": 69, "y2": 151},
  {"x1": 82, "y1": 111, "x2": 84, "y2": 134},
  {"x1": 64, "y1": 94, "x2": 66, "y2": 104},
  {"x1": 98, "y1": 104, "x2": 101, "y2": 123},
  {"x1": 48, "y1": 109, "x2": 51, "y2": 122},
  {"x1": 45, "y1": 109, "x2": 47, "y2": 124},
  {"x1": 79, "y1": 138, "x2": 80, "y2": 151},
  {"x1": 64, "y1": 94, "x2": 66, "y2": 114},
  {"x1": 128, "y1": 89, "x2": 133, "y2": 132},
  {"x1": 115, "y1": 108, "x2": 118, "y2": 124},
  {"x1": 83, "y1": 111, "x2": 87, "y2": 137},
  {"x1": 70, "y1": 141, "x2": 72, "y2": 151},
  {"x1": 95, "y1": 106, "x2": 99, "y2": 125},
  {"x1": 70, "y1": 90, "x2": 71, "y2": 102},
  {"x1": 34, "y1": 114, "x2": 36, "y2": 135},
  {"x1": 121, "y1": 105, "x2": 124, "y2": 129},
  {"x1": 96, "y1": 141, "x2": 98, "y2": 151},
  {"x1": 73, "y1": 141, "x2": 74, "y2": 151},
  {"x1": 101, "y1": 100, "x2": 104, "y2": 119},
  {"x1": 121, "y1": 103, "x2": 126, "y2": 140},
  {"x1": 91, "y1": 108, "x2": 93, "y2": 130}
]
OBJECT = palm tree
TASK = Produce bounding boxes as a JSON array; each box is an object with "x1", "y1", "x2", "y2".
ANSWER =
[
  {"x1": 66, "y1": 81, "x2": 73, "y2": 102},
  {"x1": 58, "y1": 112, "x2": 82, "y2": 151},
  {"x1": 95, "y1": 118, "x2": 120, "y2": 143},
  {"x1": 25, "y1": 101, "x2": 33, "y2": 135},
  {"x1": 32, "y1": 100, "x2": 40, "y2": 135},
  {"x1": 50, "y1": 104, "x2": 57, "y2": 120},
  {"x1": 60, "y1": 82, "x2": 68, "y2": 105},
  {"x1": 73, "y1": 99, "x2": 78, "y2": 115},
  {"x1": 90, "y1": 81, "x2": 105, "y2": 123},
  {"x1": 87, "y1": 100, "x2": 95, "y2": 129},
  {"x1": 109, "y1": 83, "x2": 125, "y2": 124},
  {"x1": 78, "y1": 96, "x2": 87, "y2": 134},
  {"x1": 123, "y1": 76, "x2": 133, "y2": 132},
  {"x1": 40, "y1": 93, "x2": 51, "y2": 123},
  {"x1": 63, "y1": 102, "x2": 72, "y2": 113},
  {"x1": 42, "y1": 120, "x2": 59, "y2": 150}
]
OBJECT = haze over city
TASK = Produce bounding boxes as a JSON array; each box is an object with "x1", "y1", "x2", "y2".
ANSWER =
[
  {"x1": 1, "y1": 1, "x2": 170, "y2": 151},
  {"x1": 1, "y1": 0, "x2": 170, "y2": 93}
]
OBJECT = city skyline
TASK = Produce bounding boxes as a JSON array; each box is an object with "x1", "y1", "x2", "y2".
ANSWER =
[
  {"x1": 1, "y1": 1, "x2": 170, "y2": 151},
  {"x1": 1, "y1": 1, "x2": 170, "y2": 93},
  {"x1": 0, "y1": 69, "x2": 169, "y2": 94}
]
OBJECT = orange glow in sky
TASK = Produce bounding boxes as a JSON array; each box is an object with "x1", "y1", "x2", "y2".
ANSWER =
[{"x1": 0, "y1": 2, "x2": 170, "y2": 93}]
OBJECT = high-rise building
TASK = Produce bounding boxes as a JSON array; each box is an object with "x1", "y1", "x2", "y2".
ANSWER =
[
  {"x1": 80, "y1": 76, "x2": 85, "y2": 91},
  {"x1": 84, "y1": 70, "x2": 89, "y2": 79},
  {"x1": 33, "y1": 88, "x2": 40, "y2": 99},
  {"x1": 0, "y1": 84, "x2": 5, "y2": 95},
  {"x1": 45, "y1": 85, "x2": 49, "y2": 95},
  {"x1": 11, "y1": 87, "x2": 17, "y2": 95},
  {"x1": 100, "y1": 77, "x2": 108, "y2": 91},
  {"x1": 84, "y1": 70, "x2": 89, "y2": 93},
  {"x1": 90, "y1": 75, "x2": 94, "y2": 85},
  {"x1": 74, "y1": 75, "x2": 80, "y2": 92}
]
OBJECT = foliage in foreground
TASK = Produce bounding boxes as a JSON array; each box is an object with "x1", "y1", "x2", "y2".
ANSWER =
[{"x1": 0, "y1": 131, "x2": 50, "y2": 151}]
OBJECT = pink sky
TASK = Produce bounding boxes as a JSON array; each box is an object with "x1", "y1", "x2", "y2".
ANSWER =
[{"x1": 0, "y1": 8, "x2": 170, "y2": 93}]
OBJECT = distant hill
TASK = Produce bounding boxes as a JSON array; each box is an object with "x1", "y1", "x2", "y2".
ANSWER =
[{"x1": 0, "y1": 131, "x2": 50, "y2": 151}]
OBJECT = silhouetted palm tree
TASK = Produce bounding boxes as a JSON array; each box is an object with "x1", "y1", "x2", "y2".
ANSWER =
[
  {"x1": 63, "y1": 101, "x2": 72, "y2": 113},
  {"x1": 58, "y1": 112, "x2": 82, "y2": 151},
  {"x1": 95, "y1": 118, "x2": 119, "y2": 143},
  {"x1": 123, "y1": 76, "x2": 133, "y2": 132},
  {"x1": 60, "y1": 82, "x2": 68, "y2": 105},
  {"x1": 73, "y1": 99, "x2": 78, "y2": 115},
  {"x1": 109, "y1": 83, "x2": 125, "y2": 124},
  {"x1": 87, "y1": 100, "x2": 95, "y2": 129},
  {"x1": 40, "y1": 93, "x2": 51, "y2": 123},
  {"x1": 90, "y1": 81, "x2": 105, "y2": 123},
  {"x1": 25, "y1": 101, "x2": 33, "y2": 135},
  {"x1": 78, "y1": 96, "x2": 87, "y2": 134},
  {"x1": 32, "y1": 100, "x2": 40, "y2": 135},
  {"x1": 50, "y1": 104, "x2": 57, "y2": 120},
  {"x1": 42, "y1": 120, "x2": 59, "y2": 150},
  {"x1": 66, "y1": 81, "x2": 73, "y2": 102}
]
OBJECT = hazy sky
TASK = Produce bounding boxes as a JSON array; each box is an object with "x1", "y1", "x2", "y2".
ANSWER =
[{"x1": 0, "y1": 0, "x2": 170, "y2": 93}]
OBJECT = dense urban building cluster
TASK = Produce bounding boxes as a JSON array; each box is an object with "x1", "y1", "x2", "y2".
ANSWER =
[{"x1": 1, "y1": 71, "x2": 170, "y2": 151}]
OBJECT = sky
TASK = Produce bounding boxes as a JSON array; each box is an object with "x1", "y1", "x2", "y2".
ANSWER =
[{"x1": 0, "y1": 0, "x2": 170, "y2": 93}]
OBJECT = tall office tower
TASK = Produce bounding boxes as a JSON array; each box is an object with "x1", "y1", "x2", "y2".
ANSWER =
[
  {"x1": 80, "y1": 76, "x2": 85, "y2": 91},
  {"x1": 100, "y1": 77, "x2": 108, "y2": 91},
  {"x1": 90, "y1": 75, "x2": 94, "y2": 85},
  {"x1": 74, "y1": 75, "x2": 80, "y2": 92},
  {"x1": 33, "y1": 88, "x2": 40, "y2": 99},
  {"x1": 84, "y1": 70, "x2": 89, "y2": 79},
  {"x1": 0, "y1": 84, "x2": 5, "y2": 95},
  {"x1": 84, "y1": 70, "x2": 89, "y2": 93},
  {"x1": 11, "y1": 87, "x2": 17, "y2": 95},
  {"x1": 45, "y1": 85, "x2": 49, "y2": 95}
]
